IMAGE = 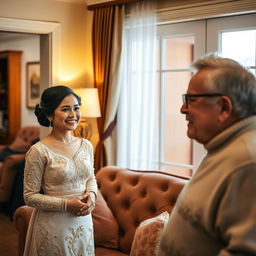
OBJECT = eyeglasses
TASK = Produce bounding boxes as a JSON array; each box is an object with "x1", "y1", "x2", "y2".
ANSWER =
[{"x1": 182, "y1": 93, "x2": 223, "y2": 108}]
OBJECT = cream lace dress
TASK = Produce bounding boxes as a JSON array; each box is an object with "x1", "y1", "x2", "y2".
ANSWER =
[{"x1": 23, "y1": 139, "x2": 97, "y2": 256}]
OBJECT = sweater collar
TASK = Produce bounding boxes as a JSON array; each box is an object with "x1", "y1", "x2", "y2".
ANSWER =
[{"x1": 205, "y1": 116, "x2": 256, "y2": 151}]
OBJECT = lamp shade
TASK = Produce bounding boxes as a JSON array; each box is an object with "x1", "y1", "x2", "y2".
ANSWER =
[{"x1": 74, "y1": 88, "x2": 101, "y2": 118}]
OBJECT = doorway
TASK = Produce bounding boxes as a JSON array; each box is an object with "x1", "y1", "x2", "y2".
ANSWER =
[{"x1": 0, "y1": 17, "x2": 60, "y2": 137}]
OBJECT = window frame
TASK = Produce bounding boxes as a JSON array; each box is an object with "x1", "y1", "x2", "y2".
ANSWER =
[{"x1": 156, "y1": 13, "x2": 256, "y2": 175}]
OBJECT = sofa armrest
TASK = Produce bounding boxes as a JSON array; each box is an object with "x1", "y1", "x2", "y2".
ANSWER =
[
  {"x1": 13, "y1": 205, "x2": 34, "y2": 256},
  {"x1": 0, "y1": 154, "x2": 25, "y2": 202}
]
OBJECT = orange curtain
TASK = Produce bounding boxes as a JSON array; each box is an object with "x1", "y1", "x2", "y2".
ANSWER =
[{"x1": 92, "y1": 6, "x2": 124, "y2": 172}]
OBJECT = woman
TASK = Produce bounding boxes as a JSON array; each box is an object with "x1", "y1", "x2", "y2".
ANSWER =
[{"x1": 23, "y1": 85, "x2": 97, "y2": 256}]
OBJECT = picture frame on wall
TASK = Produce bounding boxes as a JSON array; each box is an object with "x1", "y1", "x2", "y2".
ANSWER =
[{"x1": 26, "y1": 61, "x2": 40, "y2": 109}]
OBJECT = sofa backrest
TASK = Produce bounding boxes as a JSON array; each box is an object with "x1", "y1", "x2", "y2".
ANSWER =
[
  {"x1": 96, "y1": 166, "x2": 189, "y2": 254},
  {"x1": 9, "y1": 126, "x2": 40, "y2": 152}
]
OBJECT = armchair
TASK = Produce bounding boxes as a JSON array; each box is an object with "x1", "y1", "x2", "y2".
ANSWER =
[{"x1": 0, "y1": 126, "x2": 40, "y2": 208}]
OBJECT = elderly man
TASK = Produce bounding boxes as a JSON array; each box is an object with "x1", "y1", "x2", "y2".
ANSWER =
[{"x1": 158, "y1": 54, "x2": 256, "y2": 256}]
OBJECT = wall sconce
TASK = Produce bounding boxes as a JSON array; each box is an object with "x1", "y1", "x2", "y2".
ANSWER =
[{"x1": 74, "y1": 88, "x2": 101, "y2": 140}]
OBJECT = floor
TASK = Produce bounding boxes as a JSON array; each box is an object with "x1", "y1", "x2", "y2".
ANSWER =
[{"x1": 0, "y1": 213, "x2": 18, "y2": 256}]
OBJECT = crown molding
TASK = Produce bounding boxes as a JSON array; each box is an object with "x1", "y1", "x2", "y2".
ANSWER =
[{"x1": 0, "y1": 17, "x2": 59, "y2": 34}]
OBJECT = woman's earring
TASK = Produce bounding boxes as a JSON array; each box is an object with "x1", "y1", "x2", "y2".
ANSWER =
[{"x1": 48, "y1": 119, "x2": 53, "y2": 127}]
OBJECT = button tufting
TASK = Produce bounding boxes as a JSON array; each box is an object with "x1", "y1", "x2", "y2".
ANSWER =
[
  {"x1": 119, "y1": 228, "x2": 125, "y2": 237},
  {"x1": 115, "y1": 185, "x2": 121, "y2": 193},
  {"x1": 161, "y1": 183, "x2": 169, "y2": 192},
  {"x1": 149, "y1": 205, "x2": 157, "y2": 214},
  {"x1": 133, "y1": 219, "x2": 140, "y2": 227},
  {"x1": 109, "y1": 173, "x2": 116, "y2": 181},
  {"x1": 169, "y1": 197, "x2": 176, "y2": 205},
  {"x1": 130, "y1": 177, "x2": 139, "y2": 186},
  {"x1": 122, "y1": 199, "x2": 131, "y2": 209},
  {"x1": 140, "y1": 189, "x2": 147, "y2": 198}
]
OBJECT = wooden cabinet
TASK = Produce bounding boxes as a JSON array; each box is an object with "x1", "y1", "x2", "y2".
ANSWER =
[{"x1": 0, "y1": 51, "x2": 22, "y2": 144}]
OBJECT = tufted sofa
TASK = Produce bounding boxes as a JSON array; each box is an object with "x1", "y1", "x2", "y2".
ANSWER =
[
  {"x1": 14, "y1": 166, "x2": 189, "y2": 256},
  {"x1": 0, "y1": 126, "x2": 40, "y2": 205}
]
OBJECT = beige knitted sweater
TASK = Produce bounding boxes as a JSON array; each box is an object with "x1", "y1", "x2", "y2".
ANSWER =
[{"x1": 159, "y1": 116, "x2": 256, "y2": 256}]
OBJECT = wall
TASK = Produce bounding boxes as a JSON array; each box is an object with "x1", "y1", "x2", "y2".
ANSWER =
[
  {"x1": 0, "y1": 35, "x2": 40, "y2": 127},
  {"x1": 0, "y1": 0, "x2": 94, "y2": 88},
  {"x1": 0, "y1": 0, "x2": 100, "y2": 148}
]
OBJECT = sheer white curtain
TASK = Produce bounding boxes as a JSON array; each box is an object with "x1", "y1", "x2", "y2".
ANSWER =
[{"x1": 117, "y1": 0, "x2": 159, "y2": 170}]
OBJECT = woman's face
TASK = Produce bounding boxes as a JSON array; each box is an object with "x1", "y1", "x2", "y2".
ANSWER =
[{"x1": 51, "y1": 94, "x2": 81, "y2": 132}]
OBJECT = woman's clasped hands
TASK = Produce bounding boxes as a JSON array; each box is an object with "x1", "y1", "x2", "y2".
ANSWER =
[{"x1": 67, "y1": 192, "x2": 96, "y2": 216}]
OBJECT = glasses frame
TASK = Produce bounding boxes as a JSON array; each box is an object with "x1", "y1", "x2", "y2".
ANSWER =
[{"x1": 182, "y1": 93, "x2": 223, "y2": 108}]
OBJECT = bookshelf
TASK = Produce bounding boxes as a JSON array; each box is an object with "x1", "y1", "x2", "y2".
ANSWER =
[{"x1": 0, "y1": 51, "x2": 22, "y2": 144}]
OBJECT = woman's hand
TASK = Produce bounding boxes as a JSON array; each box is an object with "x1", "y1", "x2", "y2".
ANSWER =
[
  {"x1": 77, "y1": 192, "x2": 96, "y2": 216},
  {"x1": 66, "y1": 195, "x2": 87, "y2": 215}
]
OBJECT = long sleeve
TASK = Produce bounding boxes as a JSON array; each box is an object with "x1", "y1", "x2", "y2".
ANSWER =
[
  {"x1": 85, "y1": 139, "x2": 98, "y2": 197},
  {"x1": 23, "y1": 145, "x2": 66, "y2": 211},
  {"x1": 216, "y1": 165, "x2": 256, "y2": 256}
]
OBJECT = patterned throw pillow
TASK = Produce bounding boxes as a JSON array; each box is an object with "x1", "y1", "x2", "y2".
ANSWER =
[{"x1": 130, "y1": 211, "x2": 169, "y2": 256}]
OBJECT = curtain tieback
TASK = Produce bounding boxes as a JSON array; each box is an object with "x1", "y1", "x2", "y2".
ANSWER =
[{"x1": 99, "y1": 115, "x2": 117, "y2": 141}]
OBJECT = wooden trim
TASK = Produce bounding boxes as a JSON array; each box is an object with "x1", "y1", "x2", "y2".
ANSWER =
[{"x1": 87, "y1": 0, "x2": 140, "y2": 10}]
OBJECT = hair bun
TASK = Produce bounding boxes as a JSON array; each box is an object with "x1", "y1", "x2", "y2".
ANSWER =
[
  {"x1": 34, "y1": 104, "x2": 41, "y2": 117},
  {"x1": 34, "y1": 104, "x2": 50, "y2": 127}
]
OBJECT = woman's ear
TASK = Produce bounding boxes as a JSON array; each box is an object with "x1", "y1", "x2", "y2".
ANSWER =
[{"x1": 218, "y1": 96, "x2": 233, "y2": 122}]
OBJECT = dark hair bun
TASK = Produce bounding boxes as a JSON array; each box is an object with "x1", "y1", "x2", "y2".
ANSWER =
[{"x1": 34, "y1": 104, "x2": 51, "y2": 127}]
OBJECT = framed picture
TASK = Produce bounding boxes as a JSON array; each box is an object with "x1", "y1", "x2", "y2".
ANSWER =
[{"x1": 26, "y1": 61, "x2": 40, "y2": 109}]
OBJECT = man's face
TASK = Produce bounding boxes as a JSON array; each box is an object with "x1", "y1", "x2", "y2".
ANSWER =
[{"x1": 180, "y1": 68, "x2": 223, "y2": 145}]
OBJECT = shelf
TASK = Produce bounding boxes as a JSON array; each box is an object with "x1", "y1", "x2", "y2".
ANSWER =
[{"x1": 0, "y1": 50, "x2": 22, "y2": 144}]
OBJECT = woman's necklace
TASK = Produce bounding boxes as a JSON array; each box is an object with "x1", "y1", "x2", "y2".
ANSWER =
[{"x1": 52, "y1": 136, "x2": 74, "y2": 144}]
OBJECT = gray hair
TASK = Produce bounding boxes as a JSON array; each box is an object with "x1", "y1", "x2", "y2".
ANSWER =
[{"x1": 192, "y1": 54, "x2": 256, "y2": 118}]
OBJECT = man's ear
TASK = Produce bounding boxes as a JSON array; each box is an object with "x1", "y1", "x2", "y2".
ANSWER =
[{"x1": 218, "y1": 96, "x2": 233, "y2": 122}]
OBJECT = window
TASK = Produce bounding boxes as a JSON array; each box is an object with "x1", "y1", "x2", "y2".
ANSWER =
[
  {"x1": 157, "y1": 14, "x2": 256, "y2": 176},
  {"x1": 117, "y1": 13, "x2": 256, "y2": 176},
  {"x1": 157, "y1": 21, "x2": 205, "y2": 176}
]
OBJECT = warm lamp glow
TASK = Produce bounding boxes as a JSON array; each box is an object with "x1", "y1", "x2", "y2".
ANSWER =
[
  {"x1": 74, "y1": 88, "x2": 101, "y2": 118},
  {"x1": 73, "y1": 88, "x2": 101, "y2": 140}
]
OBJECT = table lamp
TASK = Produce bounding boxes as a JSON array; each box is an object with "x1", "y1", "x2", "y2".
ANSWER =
[{"x1": 74, "y1": 88, "x2": 101, "y2": 139}]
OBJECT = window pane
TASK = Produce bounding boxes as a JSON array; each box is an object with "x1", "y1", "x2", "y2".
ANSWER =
[
  {"x1": 162, "y1": 36, "x2": 194, "y2": 69},
  {"x1": 162, "y1": 71, "x2": 192, "y2": 166},
  {"x1": 221, "y1": 30, "x2": 256, "y2": 67}
]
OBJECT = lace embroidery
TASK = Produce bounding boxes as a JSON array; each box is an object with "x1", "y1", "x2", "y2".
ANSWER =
[
  {"x1": 36, "y1": 213, "x2": 62, "y2": 256},
  {"x1": 65, "y1": 226, "x2": 84, "y2": 255},
  {"x1": 23, "y1": 139, "x2": 97, "y2": 255},
  {"x1": 86, "y1": 228, "x2": 94, "y2": 256},
  {"x1": 24, "y1": 140, "x2": 97, "y2": 212},
  {"x1": 64, "y1": 226, "x2": 94, "y2": 256}
]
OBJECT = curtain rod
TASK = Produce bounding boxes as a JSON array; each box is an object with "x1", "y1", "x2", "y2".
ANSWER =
[{"x1": 87, "y1": 0, "x2": 140, "y2": 10}]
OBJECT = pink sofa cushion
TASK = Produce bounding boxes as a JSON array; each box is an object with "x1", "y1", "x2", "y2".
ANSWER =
[
  {"x1": 130, "y1": 211, "x2": 169, "y2": 256},
  {"x1": 92, "y1": 190, "x2": 119, "y2": 249}
]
